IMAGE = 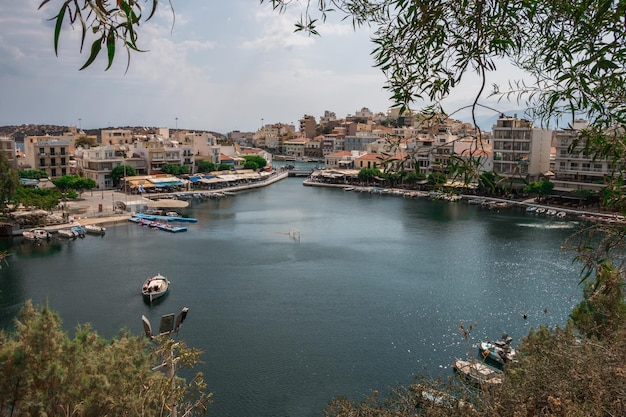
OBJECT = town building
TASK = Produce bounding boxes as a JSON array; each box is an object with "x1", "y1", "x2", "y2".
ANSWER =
[
  {"x1": 0, "y1": 136, "x2": 17, "y2": 169},
  {"x1": 22, "y1": 135, "x2": 71, "y2": 179},
  {"x1": 491, "y1": 115, "x2": 552, "y2": 186},
  {"x1": 551, "y1": 119, "x2": 609, "y2": 192}
]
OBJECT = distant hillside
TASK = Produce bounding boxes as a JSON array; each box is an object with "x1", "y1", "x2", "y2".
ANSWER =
[{"x1": 0, "y1": 125, "x2": 225, "y2": 141}]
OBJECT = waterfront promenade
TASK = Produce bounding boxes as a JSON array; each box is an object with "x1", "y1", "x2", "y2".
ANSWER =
[{"x1": 17, "y1": 171, "x2": 289, "y2": 235}]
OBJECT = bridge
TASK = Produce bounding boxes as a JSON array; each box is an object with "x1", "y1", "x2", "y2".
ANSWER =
[{"x1": 287, "y1": 169, "x2": 314, "y2": 177}]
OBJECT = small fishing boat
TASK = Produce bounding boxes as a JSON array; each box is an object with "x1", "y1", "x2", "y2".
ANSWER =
[
  {"x1": 453, "y1": 358, "x2": 503, "y2": 386},
  {"x1": 142, "y1": 274, "x2": 170, "y2": 303},
  {"x1": 84, "y1": 224, "x2": 106, "y2": 235},
  {"x1": 22, "y1": 229, "x2": 51, "y2": 241},
  {"x1": 57, "y1": 228, "x2": 78, "y2": 238}
]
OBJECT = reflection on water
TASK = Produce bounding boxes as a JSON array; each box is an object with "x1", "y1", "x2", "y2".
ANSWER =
[{"x1": 0, "y1": 178, "x2": 584, "y2": 417}]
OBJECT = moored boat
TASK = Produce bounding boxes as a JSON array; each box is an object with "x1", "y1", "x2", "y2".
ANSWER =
[
  {"x1": 84, "y1": 224, "x2": 106, "y2": 235},
  {"x1": 22, "y1": 229, "x2": 51, "y2": 241},
  {"x1": 453, "y1": 358, "x2": 504, "y2": 386},
  {"x1": 57, "y1": 228, "x2": 78, "y2": 238},
  {"x1": 142, "y1": 274, "x2": 170, "y2": 303},
  {"x1": 478, "y1": 341, "x2": 518, "y2": 366}
]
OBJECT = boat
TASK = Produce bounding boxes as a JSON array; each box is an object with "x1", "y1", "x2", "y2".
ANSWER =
[
  {"x1": 156, "y1": 223, "x2": 188, "y2": 233},
  {"x1": 453, "y1": 358, "x2": 504, "y2": 386},
  {"x1": 478, "y1": 340, "x2": 517, "y2": 366},
  {"x1": 70, "y1": 225, "x2": 86, "y2": 237},
  {"x1": 556, "y1": 211, "x2": 566, "y2": 218},
  {"x1": 84, "y1": 224, "x2": 106, "y2": 235},
  {"x1": 142, "y1": 274, "x2": 170, "y2": 303},
  {"x1": 526, "y1": 206, "x2": 537, "y2": 212},
  {"x1": 546, "y1": 209, "x2": 557, "y2": 216},
  {"x1": 57, "y1": 228, "x2": 78, "y2": 238},
  {"x1": 535, "y1": 207, "x2": 546, "y2": 214},
  {"x1": 22, "y1": 229, "x2": 51, "y2": 241}
]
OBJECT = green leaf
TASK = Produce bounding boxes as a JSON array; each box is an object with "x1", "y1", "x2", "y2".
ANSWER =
[
  {"x1": 52, "y1": 3, "x2": 68, "y2": 56},
  {"x1": 79, "y1": 39, "x2": 103, "y2": 71},
  {"x1": 105, "y1": 30, "x2": 116, "y2": 70}
]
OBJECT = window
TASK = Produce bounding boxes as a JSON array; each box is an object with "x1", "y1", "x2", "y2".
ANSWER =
[
  {"x1": 39, "y1": 158, "x2": 46, "y2": 167},
  {"x1": 51, "y1": 168, "x2": 57, "y2": 177},
  {"x1": 50, "y1": 158, "x2": 56, "y2": 166},
  {"x1": 38, "y1": 147, "x2": 45, "y2": 156},
  {"x1": 50, "y1": 148, "x2": 56, "y2": 156}
]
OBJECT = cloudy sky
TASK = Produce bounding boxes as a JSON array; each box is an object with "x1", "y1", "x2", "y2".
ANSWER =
[{"x1": 1, "y1": 1, "x2": 523, "y2": 134}]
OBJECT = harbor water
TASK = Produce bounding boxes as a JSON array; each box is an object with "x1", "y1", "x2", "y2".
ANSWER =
[{"x1": 0, "y1": 176, "x2": 583, "y2": 416}]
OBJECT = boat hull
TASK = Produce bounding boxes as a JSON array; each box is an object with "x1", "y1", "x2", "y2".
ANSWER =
[{"x1": 141, "y1": 274, "x2": 170, "y2": 303}]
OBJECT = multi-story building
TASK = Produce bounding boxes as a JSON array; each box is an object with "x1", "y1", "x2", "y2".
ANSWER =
[
  {"x1": 491, "y1": 116, "x2": 552, "y2": 185},
  {"x1": 23, "y1": 135, "x2": 71, "y2": 179},
  {"x1": 344, "y1": 133, "x2": 380, "y2": 152},
  {"x1": 101, "y1": 129, "x2": 133, "y2": 145},
  {"x1": 552, "y1": 119, "x2": 610, "y2": 192},
  {"x1": 283, "y1": 138, "x2": 309, "y2": 158},
  {"x1": 299, "y1": 115, "x2": 317, "y2": 139},
  {"x1": 0, "y1": 136, "x2": 17, "y2": 169},
  {"x1": 132, "y1": 136, "x2": 189, "y2": 174}
]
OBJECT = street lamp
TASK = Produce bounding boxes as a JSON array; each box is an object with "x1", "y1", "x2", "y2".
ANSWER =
[{"x1": 142, "y1": 307, "x2": 189, "y2": 417}]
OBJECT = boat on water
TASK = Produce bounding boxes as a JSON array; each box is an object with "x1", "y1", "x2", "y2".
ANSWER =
[
  {"x1": 453, "y1": 358, "x2": 504, "y2": 386},
  {"x1": 526, "y1": 206, "x2": 537, "y2": 212},
  {"x1": 22, "y1": 229, "x2": 51, "y2": 241},
  {"x1": 135, "y1": 212, "x2": 198, "y2": 223},
  {"x1": 84, "y1": 224, "x2": 106, "y2": 235},
  {"x1": 156, "y1": 223, "x2": 187, "y2": 233},
  {"x1": 142, "y1": 274, "x2": 170, "y2": 303},
  {"x1": 57, "y1": 228, "x2": 78, "y2": 238},
  {"x1": 71, "y1": 225, "x2": 86, "y2": 237},
  {"x1": 478, "y1": 341, "x2": 517, "y2": 366}
]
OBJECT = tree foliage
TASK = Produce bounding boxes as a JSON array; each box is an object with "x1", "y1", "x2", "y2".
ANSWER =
[
  {"x1": 0, "y1": 151, "x2": 19, "y2": 211},
  {"x1": 161, "y1": 163, "x2": 190, "y2": 175},
  {"x1": 523, "y1": 179, "x2": 554, "y2": 201},
  {"x1": 52, "y1": 175, "x2": 97, "y2": 197},
  {"x1": 0, "y1": 301, "x2": 211, "y2": 416},
  {"x1": 13, "y1": 187, "x2": 62, "y2": 211},
  {"x1": 110, "y1": 165, "x2": 137, "y2": 186},
  {"x1": 38, "y1": 0, "x2": 162, "y2": 71},
  {"x1": 243, "y1": 155, "x2": 267, "y2": 170},
  {"x1": 18, "y1": 170, "x2": 49, "y2": 180},
  {"x1": 197, "y1": 161, "x2": 217, "y2": 173}
]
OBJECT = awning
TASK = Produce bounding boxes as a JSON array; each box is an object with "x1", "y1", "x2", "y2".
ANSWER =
[
  {"x1": 151, "y1": 181, "x2": 185, "y2": 187},
  {"x1": 146, "y1": 199, "x2": 189, "y2": 208}
]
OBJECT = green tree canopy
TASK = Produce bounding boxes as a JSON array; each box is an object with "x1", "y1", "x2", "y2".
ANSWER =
[
  {"x1": 52, "y1": 175, "x2": 97, "y2": 197},
  {"x1": 111, "y1": 165, "x2": 137, "y2": 186},
  {"x1": 0, "y1": 151, "x2": 19, "y2": 210},
  {"x1": 197, "y1": 160, "x2": 217, "y2": 173},
  {"x1": 161, "y1": 164, "x2": 190, "y2": 175},
  {"x1": 18, "y1": 169, "x2": 49, "y2": 180},
  {"x1": 0, "y1": 301, "x2": 212, "y2": 416},
  {"x1": 523, "y1": 179, "x2": 554, "y2": 200},
  {"x1": 243, "y1": 155, "x2": 267, "y2": 170}
]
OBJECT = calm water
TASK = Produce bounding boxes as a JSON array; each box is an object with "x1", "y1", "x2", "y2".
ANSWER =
[{"x1": 0, "y1": 176, "x2": 583, "y2": 417}]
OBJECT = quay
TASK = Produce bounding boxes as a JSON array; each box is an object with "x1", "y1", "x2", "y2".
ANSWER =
[{"x1": 7, "y1": 171, "x2": 289, "y2": 236}]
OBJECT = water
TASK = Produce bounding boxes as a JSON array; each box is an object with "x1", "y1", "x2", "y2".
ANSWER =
[{"x1": 0, "y1": 177, "x2": 583, "y2": 416}]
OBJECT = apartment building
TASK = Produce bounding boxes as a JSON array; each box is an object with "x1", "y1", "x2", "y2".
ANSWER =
[
  {"x1": 0, "y1": 136, "x2": 17, "y2": 169},
  {"x1": 492, "y1": 116, "x2": 552, "y2": 185},
  {"x1": 23, "y1": 135, "x2": 71, "y2": 179},
  {"x1": 132, "y1": 136, "x2": 190, "y2": 174},
  {"x1": 552, "y1": 120, "x2": 608, "y2": 192}
]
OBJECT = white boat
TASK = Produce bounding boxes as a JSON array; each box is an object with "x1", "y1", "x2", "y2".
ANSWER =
[
  {"x1": 526, "y1": 206, "x2": 537, "y2": 212},
  {"x1": 58, "y1": 228, "x2": 78, "y2": 238},
  {"x1": 22, "y1": 229, "x2": 51, "y2": 241},
  {"x1": 84, "y1": 224, "x2": 106, "y2": 235},
  {"x1": 535, "y1": 207, "x2": 546, "y2": 214},
  {"x1": 478, "y1": 340, "x2": 518, "y2": 365},
  {"x1": 453, "y1": 358, "x2": 504, "y2": 386},
  {"x1": 142, "y1": 273, "x2": 170, "y2": 303},
  {"x1": 556, "y1": 211, "x2": 566, "y2": 218}
]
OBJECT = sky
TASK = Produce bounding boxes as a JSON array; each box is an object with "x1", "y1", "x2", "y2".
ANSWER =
[{"x1": 0, "y1": 1, "x2": 525, "y2": 134}]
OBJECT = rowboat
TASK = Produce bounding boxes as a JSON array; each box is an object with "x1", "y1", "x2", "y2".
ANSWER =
[
  {"x1": 453, "y1": 358, "x2": 504, "y2": 386},
  {"x1": 142, "y1": 273, "x2": 170, "y2": 303},
  {"x1": 84, "y1": 224, "x2": 106, "y2": 235}
]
